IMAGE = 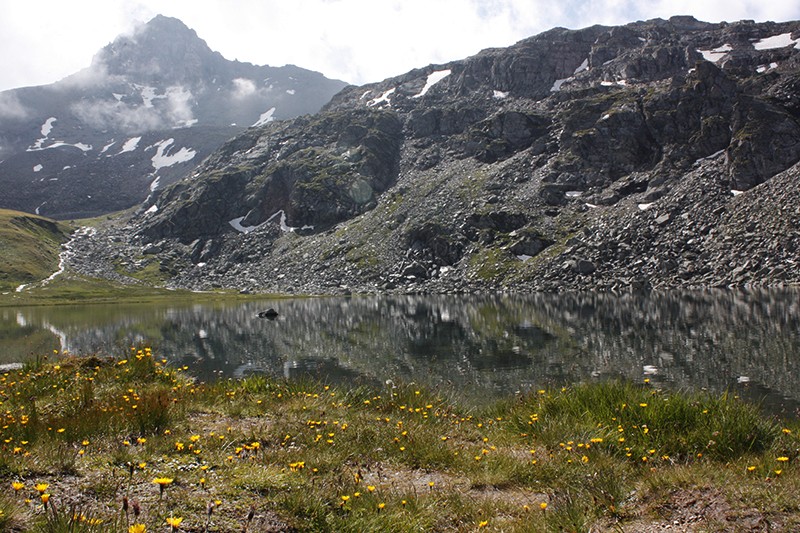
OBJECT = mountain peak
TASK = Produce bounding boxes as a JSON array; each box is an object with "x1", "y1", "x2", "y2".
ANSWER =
[{"x1": 91, "y1": 15, "x2": 222, "y2": 83}]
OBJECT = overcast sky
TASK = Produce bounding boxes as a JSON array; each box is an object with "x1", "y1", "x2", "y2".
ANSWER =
[{"x1": 1, "y1": 0, "x2": 799, "y2": 92}]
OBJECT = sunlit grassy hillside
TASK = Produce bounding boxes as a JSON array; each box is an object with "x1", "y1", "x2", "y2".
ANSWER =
[{"x1": 0, "y1": 209, "x2": 73, "y2": 292}]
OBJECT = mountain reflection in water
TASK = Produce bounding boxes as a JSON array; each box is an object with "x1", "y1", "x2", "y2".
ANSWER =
[{"x1": 3, "y1": 289, "x2": 799, "y2": 416}]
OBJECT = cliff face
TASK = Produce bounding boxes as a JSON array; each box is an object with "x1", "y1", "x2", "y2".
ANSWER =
[{"x1": 69, "y1": 16, "x2": 800, "y2": 293}]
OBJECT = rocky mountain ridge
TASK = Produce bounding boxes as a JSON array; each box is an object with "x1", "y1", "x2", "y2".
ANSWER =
[
  {"x1": 66, "y1": 16, "x2": 800, "y2": 293},
  {"x1": 0, "y1": 15, "x2": 346, "y2": 219}
]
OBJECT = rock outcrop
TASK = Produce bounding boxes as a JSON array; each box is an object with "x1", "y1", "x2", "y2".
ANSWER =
[{"x1": 66, "y1": 16, "x2": 800, "y2": 294}]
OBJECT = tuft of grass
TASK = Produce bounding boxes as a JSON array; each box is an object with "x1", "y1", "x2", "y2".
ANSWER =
[{"x1": 513, "y1": 380, "x2": 780, "y2": 462}]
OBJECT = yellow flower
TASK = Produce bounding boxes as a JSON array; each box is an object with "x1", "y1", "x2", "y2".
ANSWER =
[
  {"x1": 11, "y1": 481, "x2": 24, "y2": 491},
  {"x1": 377, "y1": 502, "x2": 386, "y2": 510},
  {"x1": 367, "y1": 485, "x2": 376, "y2": 492},
  {"x1": 41, "y1": 493, "x2": 50, "y2": 505},
  {"x1": 540, "y1": 502, "x2": 548, "y2": 510},
  {"x1": 153, "y1": 477, "x2": 173, "y2": 498},
  {"x1": 165, "y1": 516, "x2": 183, "y2": 528},
  {"x1": 478, "y1": 520, "x2": 489, "y2": 527},
  {"x1": 35, "y1": 483, "x2": 49, "y2": 493},
  {"x1": 128, "y1": 524, "x2": 146, "y2": 533},
  {"x1": 777, "y1": 456, "x2": 789, "y2": 462},
  {"x1": 747, "y1": 466, "x2": 756, "y2": 472}
]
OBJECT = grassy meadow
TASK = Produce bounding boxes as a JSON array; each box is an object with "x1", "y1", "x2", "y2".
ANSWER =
[
  {"x1": 0, "y1": 209, "x2": 73, "y2": 294},
  {"x1": 0, "y1": 348, "x2": 798, "y2": 532}
]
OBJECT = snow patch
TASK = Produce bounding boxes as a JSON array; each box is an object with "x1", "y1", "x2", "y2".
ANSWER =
[
  {"x1": 412, "y1": 69, "x2": 451, "y2": 98},
  {"x1": 697, "y1": 44, "x2": 732, "y2": 63},
  {"x1": 28, "y1": 141, "x2": 92, "y2": 153},
  {"x1": 638, "y1": 202, "x2": 654, "y2": 210},
  {"x1": 100, "y1": 141, "x2": 116, "y2": 154},
  {"x1": 252, "y1": 107, "x2": 276, "y2": 127},
  {"x1": 493, "y1": 90, "x2": 509, "y2": 99},
  {"x1": 150, "y1": 139, "x2": 196, "y2": 170},
  {"x1": 286, "y1": 89, "x2": 296, "y2": 95},
  {"x1": 753, "y1": 32, "x2": 799, "y2": 50},
  {"x1": 40, "y1": 117, "x2": 57, "y2": 137},
  {"x1": 33, "y1": 164, "x2": 43, "y2": 172},
  {"x1": 229, "y1": 210, "x2": 313, "y2": 234},
  {"x1": 573, "y1": 58, "x2": 589, "y2": 75},
  {"x1": 368, "y1": 88, "x2": 396, "y2": 107},
  {"x1": 228, "y1": 216, "x2": 256, "y2": 233},
  {"x1": 145, "y1": 204, "x2": 158, "y2": 214},
  {"x1": 731, "y1": 189, "x2": 745, "y2": 196},
  {"x1": 112, "y1": 93, "x2": 125, "y2": 101},
  {"x1": 565, "y1": 191, "x2": 582, "y2": 198},
  {"x1": 550, "y1": 77, "x2": 571, "y2": 92},
  {"x1": 756, "y1": 62, "x2": 779, "y2": 73},
  {"x1": 149, "y1": 176, "x2": 161, "y2": 192},
  {"x1": 120, "y1": 137, "x2": 141, "y2": 153},
  {"x1": 27, "y1": 117, "x2": 60, "y2": 150},
  {"x1": 37, "y1": 141, "x2": 91, "y2": 152}
]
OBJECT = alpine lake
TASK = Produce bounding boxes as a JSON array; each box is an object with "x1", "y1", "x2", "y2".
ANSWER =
[{"x1": 3, "y1": 289, "x2": 799, "y2": 418}]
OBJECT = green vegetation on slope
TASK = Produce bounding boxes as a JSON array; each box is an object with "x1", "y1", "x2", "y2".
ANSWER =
[{"x1": 0, "y1": 209, "x2": 73, "y2": 293}]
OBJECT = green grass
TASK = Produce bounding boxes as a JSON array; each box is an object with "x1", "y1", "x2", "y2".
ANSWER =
[
  {"x1": 0, "y1": 274, "x2": 290, "y2": 307},
  {"x1": 0, "y1": 209, "x2": 73, "y2": 293},
  {"x1": 1, "y1": 350, "x2": 798, "y2": 531}
]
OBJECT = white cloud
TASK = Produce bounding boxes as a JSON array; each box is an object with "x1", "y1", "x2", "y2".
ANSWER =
[
  {"x1": 165, "y1": 86, "x2": 195, "y2": 124},
  {"x1": 0, "y1": 92, "x2": 29, "y2": 120},
  {"x1": 0, "y1": 0, "x2": 799, "y2": 92},
  {"x1": 232, "y1": 78, "x2": 257, "y2": 99}
]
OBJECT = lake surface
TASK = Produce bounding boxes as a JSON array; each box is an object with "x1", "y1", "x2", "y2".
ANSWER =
[{"x1": 3, "y1": 289, "x2": 799, "y2": 416}]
